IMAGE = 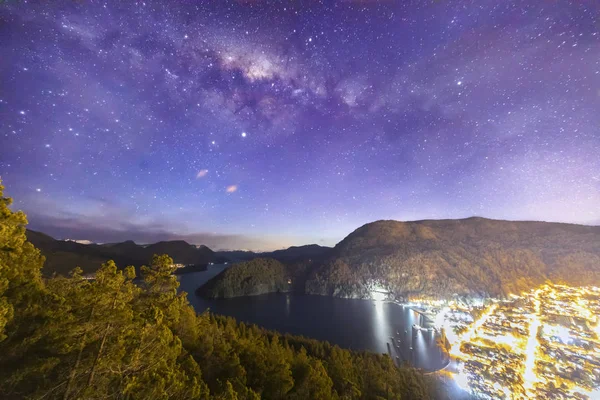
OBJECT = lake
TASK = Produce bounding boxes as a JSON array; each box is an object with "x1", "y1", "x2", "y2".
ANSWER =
[{"x1": 177, "y1": 264, "x2": 445, "y2": 371}]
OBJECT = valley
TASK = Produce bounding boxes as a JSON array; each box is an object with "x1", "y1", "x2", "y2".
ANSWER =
[{"x1": 22, "y1": 215, "x2": 600, "y2": 399}]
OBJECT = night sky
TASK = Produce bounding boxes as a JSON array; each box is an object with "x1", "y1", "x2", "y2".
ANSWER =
[{"x1": 1, "y1": 1, "x2": 599, "y2": 250}]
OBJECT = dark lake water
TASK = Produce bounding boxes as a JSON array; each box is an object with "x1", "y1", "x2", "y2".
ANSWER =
[{"x1": 177, "y1": 264, "x2": 444, "y2": 371}]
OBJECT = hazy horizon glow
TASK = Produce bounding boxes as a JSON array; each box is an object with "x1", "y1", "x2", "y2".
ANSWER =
[{"x1": 1, "y1": 1, "x2": 599, "y2": 250}]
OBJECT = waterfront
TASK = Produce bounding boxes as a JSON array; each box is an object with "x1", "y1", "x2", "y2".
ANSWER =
[
  {"x1": 177, "y1": 265, "x2": 446, "y2": 371},
  {"x1": 177, "y1": 266, "x2": 600, "y2": 399}
]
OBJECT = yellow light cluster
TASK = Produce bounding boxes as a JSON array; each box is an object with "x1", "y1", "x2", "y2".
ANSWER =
[
  {"x1": 449, "y1": 303, "x2": 497, "y2": 360},
  {"x1": 444, "y1": 284, "x2": 600, "y2": 399},
  {"x1": 521, "y1": 292, "x2": 541, "y2": 397}
]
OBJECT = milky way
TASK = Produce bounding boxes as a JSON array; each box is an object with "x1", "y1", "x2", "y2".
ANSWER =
[{"x1": 1, "y1": 1, "x2": 599, "y2": 250}]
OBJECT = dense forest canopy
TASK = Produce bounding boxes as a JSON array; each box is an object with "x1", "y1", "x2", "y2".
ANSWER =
[
  {"x1": 199, "y1": 258, "x2": 292, "y2": 298},
  {"x1": 0, "y1": 181, "x2": 452, "y2": 399}
]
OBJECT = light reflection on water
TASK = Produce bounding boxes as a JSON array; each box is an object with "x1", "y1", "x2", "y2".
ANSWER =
[
  {"x1": 177, "y1": 266, "x2": 445, "y2": 371},
  {"x1": 373, "y1": 300, "x2": 387, "y2": 354}
]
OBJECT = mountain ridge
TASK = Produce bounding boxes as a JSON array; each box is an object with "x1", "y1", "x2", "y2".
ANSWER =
[
  {"x1": 26, "y1": 229, "x2": 217, "y2": 276},
  {"x1": 307, "y1": 217, "x2": 600, "y2": 299},
  {"x1": 216, "y1": 244, "x2": 332, "y2": 263},
  {"x1": 195, "y1": 217, "x2": 600, "y2": 299},
  {"x1": 28, "y1": 217, "x2": 600, "y2": 300}
]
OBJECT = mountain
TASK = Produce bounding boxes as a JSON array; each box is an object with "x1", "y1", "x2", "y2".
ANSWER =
[
  {"x1": 198, "y1": 251, "x2": 326, "y2": 299},
  {"x1": 198, "y1": 218, "x2": 600, "y2": 300},
  {"x1": 26, "y1": 230, "x2": 216, "y2": 276},
  {"x1": 214, "y1": 250, "x2": 257, "y2": 262},
  {"x1": 305, "y1": 217, "x2": 600, "y2": 299},
  {"x1": 216, "y1": 244, "x2": 331, "y2": 263},
  {"x1": 198, "y1": 258, "x2": 293, "y2": 298},
  {"x1": 143, "y1": 241, "x2": 212, "y2": 265},
  {"x1": 268, "y1": 244, "x2": 332, "y2": 263}
]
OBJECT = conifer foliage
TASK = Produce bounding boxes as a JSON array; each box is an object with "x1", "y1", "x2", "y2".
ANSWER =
[{"x1": 0, "y1": 181, "x2": 447, "y2": 399}]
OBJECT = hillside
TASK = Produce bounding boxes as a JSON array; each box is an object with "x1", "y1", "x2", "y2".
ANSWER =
[
  {"x1": 26, "y1": 230, "x2": 216, "y2": 276},
  {"x1": 305, "y1": 218, "x2": 600, "y2": 299},
  {"x1": 198, "y1": 258, "x2": 293, "y2": 298}
]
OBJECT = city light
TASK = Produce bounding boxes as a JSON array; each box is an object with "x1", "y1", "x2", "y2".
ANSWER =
[
  {"x1": 368, "y1": 280, "x2": 389, "y2": 301},
  {"x1": 431, "y1": 284, "x2": 600, "y2": 399},
  {"x1": 371, "y1": 291, "x2": 387, "y2": 302},
  {"x1": 449, "y1": 303, "x2": 497, "y2": 359},
  {"x1": 522, "y1": 293, "x2": 541, "y2": 397},
  {"x1": 453, "y1": 367, "x2": 470, "y2": 391}
]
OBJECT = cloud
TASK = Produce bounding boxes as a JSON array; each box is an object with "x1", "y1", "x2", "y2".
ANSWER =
[
  {"x1": 196, "y1": 169, "x2": 209, "y2": 178},
  {"x1": 226, "y1": 185, "x2": 238, "y2": 193},
  {"x1": 25, "y1": 213, "x2": 287, "y2": 251}
]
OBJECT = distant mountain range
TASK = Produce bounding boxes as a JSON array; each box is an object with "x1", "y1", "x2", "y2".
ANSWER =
[
  {"x1": 27, "y1": 230, "x2": 331, "y2": 276},
  {"x1": 199, "y1": 217, "x2": 600, "y2": 299},
  {"x1": 216, "y1": 244, "x2": 331, "y2": 263},
  {"x1": 27, "y1": 217, "x2": 600, "y2": 299},
  {"x1": 26, "y1": 230, "x2": 217, "y2": 275}
]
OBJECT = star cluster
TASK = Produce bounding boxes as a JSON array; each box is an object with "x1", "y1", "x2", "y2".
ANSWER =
[{"x1": 1, "y1": 1, "x2": 599, "y2": 249}]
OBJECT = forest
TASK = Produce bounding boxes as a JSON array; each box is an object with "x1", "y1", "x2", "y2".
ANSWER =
[
  {"x1": 194, "y1": 217, "x2": 600, "y2": 302},
  {"x1": 198, "y1": 258, "x2": 292, "y2": 298},
  {"x1": 0, "y1": 182, "x2": 451, "y2": 399}
]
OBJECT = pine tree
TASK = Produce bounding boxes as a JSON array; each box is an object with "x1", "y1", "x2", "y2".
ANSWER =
[
  {"x1": 0, "y1": 180, "x2": 45, "y2": 341},
  {"x1": 0, "y1": 180, "x2": 444, "y2": 399},
  {"x1": 0, "y1": 181, "x2": 50, "y2": 396}
]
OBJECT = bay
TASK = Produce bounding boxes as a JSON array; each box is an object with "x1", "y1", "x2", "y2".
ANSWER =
[{"x1": 177, "y1": 264, "x2": 445, "y2": 371}]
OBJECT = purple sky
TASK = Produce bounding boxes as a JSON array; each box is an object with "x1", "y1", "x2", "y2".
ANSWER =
[{"x1": 1, "y1": 1, "x2": 599, "y2": 250}]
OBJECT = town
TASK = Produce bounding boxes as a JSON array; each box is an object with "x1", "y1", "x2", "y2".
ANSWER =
[
  {"x1": 410, "y1": 284, "x2": 600, "y2": 399},
  {"x1": 445, "y1": 285, "x2": 600, "y2": 399}
]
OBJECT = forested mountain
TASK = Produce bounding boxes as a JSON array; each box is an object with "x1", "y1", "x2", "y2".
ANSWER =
[
  {"x1": 199, "y1": 258, "x2": 295, "y2": 298},
  {"x1": 0, "y1": 182, "x2": 453, "y2": 399},
  {"x1": 26, "y1": 230, "x2": 216, "y2": 276},
  {"x1": 200, "y1": 218, "x2": 600, "y2": 300},
  {"x1": 305, "y1": 218, "x2": 600, "y2": 299},
  {"x1": 28, "y1": 229, "x2": 329, "y2": 278}
]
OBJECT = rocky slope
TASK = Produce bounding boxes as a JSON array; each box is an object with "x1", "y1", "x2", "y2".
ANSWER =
[
  {"x1": 305, "y1": 217, "x2": 600, "y2": 299},
  {"x1": 197, "y1": 218, "x2": 600, "y2": 300}
]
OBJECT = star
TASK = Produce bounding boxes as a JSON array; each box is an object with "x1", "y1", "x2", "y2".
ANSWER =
[{"x1": 0, "y1": 0, "x2": 597, "y2": 251}]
